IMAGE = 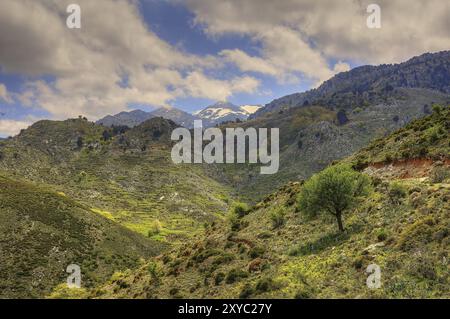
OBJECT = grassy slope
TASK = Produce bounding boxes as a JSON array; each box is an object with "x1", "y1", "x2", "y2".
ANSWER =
[
  {"x1": 92, "y1": 109, "x2": 449, "y2": 299},
  {"x1": 348, "y1": 106, "x2": 450, "y2": 166},
  {"x1": 0, "y1": 174, "x2": 167, "y2": 298},
  {"x1": 0, "y1": 118, "x2": 233, "y2": 244}
]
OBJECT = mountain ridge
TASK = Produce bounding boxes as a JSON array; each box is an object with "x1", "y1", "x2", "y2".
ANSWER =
[{"x1": 252, "y1": 51, "x2": 450, "y2": 119}]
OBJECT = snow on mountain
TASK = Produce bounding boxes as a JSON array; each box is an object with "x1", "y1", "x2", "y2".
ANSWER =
[{"x1": 194, "y1": 102, "x2": 261, "y2": 125}]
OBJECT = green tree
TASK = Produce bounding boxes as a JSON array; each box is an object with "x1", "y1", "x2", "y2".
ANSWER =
[{"x1": 297, "y1": 164, "x2": 371, "y2": 232}]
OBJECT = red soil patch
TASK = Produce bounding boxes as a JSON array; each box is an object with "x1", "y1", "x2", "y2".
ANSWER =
[{"x1": 366, "y1": 158, "x2": 450, "y2": 179}]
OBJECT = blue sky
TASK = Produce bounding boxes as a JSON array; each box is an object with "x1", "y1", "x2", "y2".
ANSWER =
[
  {"x1": 137, "y1": 0, "x2": 318, "y2": 112},
  {"x1": 0, "y1": 0, "x2": 448, "y2": 136}
]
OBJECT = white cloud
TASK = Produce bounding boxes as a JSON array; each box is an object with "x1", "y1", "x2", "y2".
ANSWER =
[
  {"x1": 220, "y1": 49, "x2": 278, "y2": 76},
  {"x1": 0, "y1": 83, "x2": 12, "y2": 103},
  {"x1": 333, "y1": 61, "x2": 351, "y2": 74},
  {"x1": 0, "y1": 119, "x2": 31, "y2": 137},
  {"x1": 184, "y1": 0, "x2": 450, "y2": 81},
  {"x1": 183, "y1": 71, "x2": 259, "y2": 101},
  {"x1": 1, "y1": 0, "x2": 448, "y2": 121}
]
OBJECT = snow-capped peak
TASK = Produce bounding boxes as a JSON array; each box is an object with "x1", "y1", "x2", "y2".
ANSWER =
[{"x1": 193, "y1": 102, "x2": 262, "y2": 125}]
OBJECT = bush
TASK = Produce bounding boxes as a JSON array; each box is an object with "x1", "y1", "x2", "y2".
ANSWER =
[
  {"x1": 147, "y1": 262, "x2": 162, "y2": 281},
  {"x1": 227, "y1": 202, "x2": 250, "y2": 231},
  {"x1": 225, "y1": 269, "x2": 248, "y2": 284},
  {"x1": 430, "y1": 166, "x2": 449, "y2": 183},
  {"x1": 397, "y1": 217, "x2": 435, "y2": 251},
  {"x1": 233, "y1": 202, "x2": 250, "y2": 218},
  {"x1": 214, "y1": 272, "x2": 225, "y2": 285},
  {"x1": 169, "y1": 287, "x2": 182, "y2": 298},
  {"x1": 388, "y1": 182, "x2": 407, "y2": 204},
  {"x1": 228, "y1": 213, "x2": 241, "y2": 231},
  {"x1": 294, "y1": 289, "x2": 313, "y2": 299},
  {"x1": 255, "y1": 277, "x2": 279, "y2": 293},
  {"x1": 248, "y1": 246, "x2": 265, "y2": 259},
  {"x1": 375, "y1": 228, "x2": 388, "y2": 242},
  {"x1": 47, "y1": 284, "x2": 89, "y2": 299},
  {"x1": 239, "y1": 284, "x2": 254, "y2": 299},
  {"x1": 147, "y1": 220, "x2": 162, "y2": 237},
  {"x1": 270, "y1": 208, "x2": 286, "y2": 229},
  {"x1": 431, "y1": 104, "x2": 443, "y2": 114}
]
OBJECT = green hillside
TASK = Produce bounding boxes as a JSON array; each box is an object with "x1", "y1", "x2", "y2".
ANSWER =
[
  {"x1": 91, "y1": 108, "x2": 449, "y2": 299},
  {"x1": 0, "y1": 117, "x2": 233, "y2": 244},
  {"x1": 0, "y1": 174, "x2": 166, "y2": 298}
]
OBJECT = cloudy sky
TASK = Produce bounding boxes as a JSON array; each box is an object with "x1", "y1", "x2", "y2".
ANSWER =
[{"x1": 0, "y1": 0, "x2": 449, "y2": 137}]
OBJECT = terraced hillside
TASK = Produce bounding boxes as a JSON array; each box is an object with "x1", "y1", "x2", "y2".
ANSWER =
[{"x1": 90, "y1": 107, "x2": 449, "y2": 299}]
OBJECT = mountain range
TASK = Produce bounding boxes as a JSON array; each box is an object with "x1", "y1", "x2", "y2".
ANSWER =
[
  {"x1": 252, "y1": 50, "x2": 450, "y2": 118},
  {"x1": 96, "y1": 102, "x2": 261, "y2": 129}
]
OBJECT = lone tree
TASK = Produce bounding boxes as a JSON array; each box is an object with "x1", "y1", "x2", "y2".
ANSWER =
[{"x1": 297, "y1": 164, "x2": 371, "y2": 232}]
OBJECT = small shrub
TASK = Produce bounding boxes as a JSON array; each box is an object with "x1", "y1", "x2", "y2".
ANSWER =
[
  {"x1": 270, "y1": 208, "x2": 286, "y2": 229},
  {"x1": 239, "y1": 284, "x2": 254, "y2": 299},
  {"x1": 431, "y1": 104, "x2": 443, "y2": 114},
  {"x1": 430, "y1": 166, "x2": 449, "y2": 183},
  {"x1": 225, "y1": 269, "x2": 248, "y2": 284},
  {"x1": 248, "y1": 246, "x2": 265, "y2": 259},
  {"x1": 147, "y1": 220, "x2": 162, "y2": 237},
  {"x1": 397, "y1": 217, "x2": 435, "y2": 251},
  {"x1": 147, "y1": 262, "x2": 162, "y2": 280},
  {"x1": 375, "y1": 228, "x2": 388, "y2": 242},
  {"x1": 294, "y1": 288, "x2": 313, "y2": 299},
  {"x1": 169, "y1": 287, "x2": 182, "y2": 298},
  {"x1": 228, "y1": 203, "x2": 250, "y2": 231},
  {"x1": 214, "y1": 272, "x2": 225, "y2": 285},
  {"x1": 192, "y1": 249, "x2": 221, "y2": 263},
  {"x1": 388, "y1": 182, "x2": 407, "y2": 204},
  {"x1": 257, "y1": 231, "x2": 272, "y2": 239},
  {"x1": 47, "y1": 284, "x2": 89, "y2": 299},
  {"x1": 255, "y1": 277, "x2": 279, "y2": 293},
  {"x1": 233, "y1": 202, "x2": 250, "y2": 218}
]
